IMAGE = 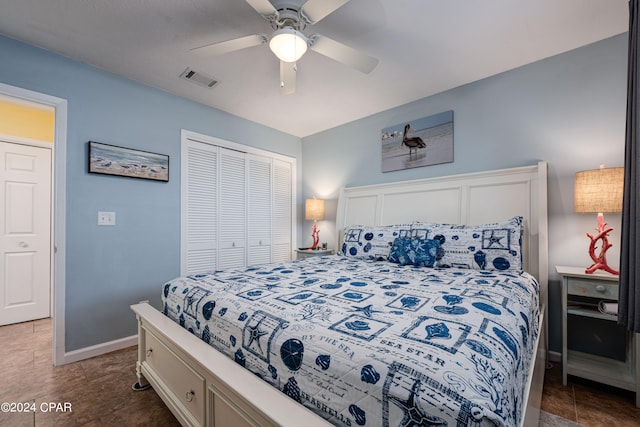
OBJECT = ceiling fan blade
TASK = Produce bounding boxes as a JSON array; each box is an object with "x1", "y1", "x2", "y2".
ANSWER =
[
  {"x1": 309, "y1": 34, "x2": 378, "y2": 74},
  {"x1": 301, "y1": 0, "x2": 351, "y2": 24},
  {"x1": 191, "y1": 34, "x2": 268, "y2": 56},
  {"x1": 246, "y1": 0, "x2": 278, "y2": 16},
  {"x1": 280, "y1": 61, "x2": 296, "y2": 95}
]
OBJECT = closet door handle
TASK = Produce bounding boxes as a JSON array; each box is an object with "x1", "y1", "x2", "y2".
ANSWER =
[{"x1": 19, "y1": 241, "x2": 29, "y2": 248}]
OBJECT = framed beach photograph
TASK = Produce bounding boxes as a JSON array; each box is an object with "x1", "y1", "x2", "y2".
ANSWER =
[
  {"x1": 381, "y1": 110, "x2": 454, "y2": 172},
  {"x1": 88, "y1": 141, "x2": 169, "y2": 182}
]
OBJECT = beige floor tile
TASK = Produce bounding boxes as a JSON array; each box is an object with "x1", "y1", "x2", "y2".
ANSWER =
[
  {"x1": 3, "y1": 318, "x2": 639, "y2": 426},
  {"x1": 543, "y1": 363, "x2": 640, "y2": 426}
]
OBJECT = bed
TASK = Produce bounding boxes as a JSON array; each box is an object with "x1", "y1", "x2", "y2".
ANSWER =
[{"x1": 131, "y1": 161, "x2": 548, "y2": 427}]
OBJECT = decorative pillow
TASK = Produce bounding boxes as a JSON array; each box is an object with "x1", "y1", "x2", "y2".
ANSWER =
[
  {"x1": 408, "y1": 222, "x2": 430, "y2": 239},
  {"x1": 340, "y1": 224, "x2": 411, "y2": 260},
  {"x1": 428, "y1": 216, "x2": 524, "y2": 272},
  {"x1": 388, "y1": 237, "x2": 440, "y2": 267}
]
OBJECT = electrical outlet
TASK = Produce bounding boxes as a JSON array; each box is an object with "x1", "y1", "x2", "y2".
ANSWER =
[{"x1": 98, "y1": 211, "x2": 116, "y2": 226}]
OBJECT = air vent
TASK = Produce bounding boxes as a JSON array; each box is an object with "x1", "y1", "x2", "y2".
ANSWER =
[{"x1": 179, "y1": 67, "x2": 219, "y2": 88}]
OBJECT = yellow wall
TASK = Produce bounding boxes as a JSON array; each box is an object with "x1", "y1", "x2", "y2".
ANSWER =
[{"x1": 0, "y1": 98, "x2": 54, "y2": 143}]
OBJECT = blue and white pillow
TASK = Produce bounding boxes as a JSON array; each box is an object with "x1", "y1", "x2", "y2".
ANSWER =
[
  {"x1": 388, "y1": 237, "x2": 440, "y2": 267},
  {"x1": 427, "y1": 216, "x2": 524, "y2": 272},
  {"x1": 340, "y1": 224, "x2": 411, "y2": 260}
]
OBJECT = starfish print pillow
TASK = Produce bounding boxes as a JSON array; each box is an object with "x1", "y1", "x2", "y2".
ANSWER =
[{"x1": 422, "y1": 216, "x2": 524, "y2": 272}]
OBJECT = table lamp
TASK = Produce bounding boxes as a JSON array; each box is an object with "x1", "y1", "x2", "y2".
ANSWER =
[
  {"x1": 574, "y1": 165, "x2": 624, "y2": 275},
  {"x1": 305, "y1": 197, "x2": 325, "y2": 250}
]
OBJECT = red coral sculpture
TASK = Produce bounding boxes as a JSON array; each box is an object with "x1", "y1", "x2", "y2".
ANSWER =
[{"x1": 585, "y1": 215, "x2": 618, "y2": 275}]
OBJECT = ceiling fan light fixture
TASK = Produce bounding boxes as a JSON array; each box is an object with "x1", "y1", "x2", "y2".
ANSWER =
[{"x1": 269, "y1": 28, "x2": 308, "y2": 62}]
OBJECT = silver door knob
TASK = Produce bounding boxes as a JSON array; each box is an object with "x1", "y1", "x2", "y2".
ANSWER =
[{"x1": 19, "y1": 241, "x2": 29, "y2": 248}]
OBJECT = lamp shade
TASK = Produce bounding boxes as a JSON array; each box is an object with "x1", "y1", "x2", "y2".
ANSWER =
[
  {"x1": 269, "y1": 28, "x2": 308, "y2": 63},
  {"x1": 305, "y1": 198, "x2": 325, "y2": 221},
  {"x1": 574, "y1": 167, "x2": 624, "y2": 213}
]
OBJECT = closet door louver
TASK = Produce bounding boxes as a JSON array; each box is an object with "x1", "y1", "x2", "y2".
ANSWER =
[
  {"x1": 218, "y1": 148, "x2": 246, "y2": 269},
  {"x1": 272, "y1": 159, "x2": 292, "y2": 262},
  {"x1": 184, "y1": 142, "x2": 218, "y2": 275},
  {"x1": 247, "y1": 154, "x2": 272, "y2": 265},
  {"x1": 182, "y1": 133, "x2": 295, "y2": 275}
]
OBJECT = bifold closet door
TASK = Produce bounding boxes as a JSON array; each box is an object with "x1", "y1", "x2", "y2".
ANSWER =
[
  {"x1": 219, "y1": 148, "x2": 246, "y2": 269},
  {"x1": 183, "y1": 137, "x2": 295, "y2": 274},
  {"x1": 247, "y1": 154, "x2": 272, "y2": 265},
  {"x1": 183, "y1": 141, "x2": 218, "y2": 275},
  {"x1": 272, "y1": 159, "x2": 292, "y2": 262}
]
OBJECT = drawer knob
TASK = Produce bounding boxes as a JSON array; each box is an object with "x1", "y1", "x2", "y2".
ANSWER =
[
  {"x1": 595, "y1": 285, "x2": 606, "y2": 293},
  {"x1": 146, "y1": 348, "x2": 153, "y2": 358},
  {"x1": 186, "y1": 390, "x2": 195, "y2": 402}
]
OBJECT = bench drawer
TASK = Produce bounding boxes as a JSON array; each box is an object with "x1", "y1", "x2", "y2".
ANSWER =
[{"x1": 145, "y1": 330, "x2": 205, "y2": 425}]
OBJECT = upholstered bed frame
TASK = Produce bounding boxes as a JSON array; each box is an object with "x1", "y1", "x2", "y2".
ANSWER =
[{"x1": 131, "y1": 161, "x2": 548, "y2": 427}]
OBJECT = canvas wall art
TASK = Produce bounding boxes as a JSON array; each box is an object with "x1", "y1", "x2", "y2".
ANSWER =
[
  {"x1": 381, "y1": 110, "x2": 454, "y2": 172},
  {"x1": 88, "y1": 141, "x2": 169, "y2": 182}
]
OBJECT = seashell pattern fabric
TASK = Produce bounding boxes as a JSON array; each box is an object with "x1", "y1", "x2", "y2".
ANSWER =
[{"x1": 163, "y1": 254, "x2": 539, "y2": 427}]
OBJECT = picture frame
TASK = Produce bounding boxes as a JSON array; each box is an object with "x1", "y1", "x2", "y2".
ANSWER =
[
  {"x1": 381, "y1": 110, "x2": 454, "y2": 172},
  {"x1": 88, "y1": 141, "x2": 169, "y2": 182}
]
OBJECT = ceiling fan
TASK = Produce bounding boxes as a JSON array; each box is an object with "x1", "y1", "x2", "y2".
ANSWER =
[{"x1": 191, "y1": 0, "x2": 378, "y2": 94}]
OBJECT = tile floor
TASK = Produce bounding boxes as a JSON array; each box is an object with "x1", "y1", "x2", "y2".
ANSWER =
[
  {"x1": 541, "y1": 360, "x2": 640, "y2": 426},
  {"x1": 1, "y1": 318, "x2": 639, "y2": 426},
  {"x1": 0, "y1": 318, "x2": 178, "y2": 426}
]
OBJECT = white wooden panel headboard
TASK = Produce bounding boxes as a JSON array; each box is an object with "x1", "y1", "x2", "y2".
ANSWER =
[{"x1": 335, "y1": 162, "x2": 549, "y2": 308}]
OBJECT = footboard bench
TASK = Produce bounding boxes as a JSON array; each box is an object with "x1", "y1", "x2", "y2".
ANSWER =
[{"x1": 132, "y1": 303, "x2": 331, "y2": 427}]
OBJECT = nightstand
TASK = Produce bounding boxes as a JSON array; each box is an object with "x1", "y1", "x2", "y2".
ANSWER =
[
  {"x1": 295, "y1": 248, "x2": 334, "y2": 259},
  {"x1": 557, "y1": 266, "x2": 639, "y2": 406}
]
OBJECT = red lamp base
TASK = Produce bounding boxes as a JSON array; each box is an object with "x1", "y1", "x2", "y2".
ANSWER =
[
  {"x1": 309, "y1": 220, "x2": 320, "y2": 250},
  {"x1": 585, "y1": 213, "x2": 618, "y2": 275}
]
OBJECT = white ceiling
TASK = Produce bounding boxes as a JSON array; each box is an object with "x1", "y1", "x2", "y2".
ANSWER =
[{"x1": 0, "y1": 0, "x2": 629, "y2": 137}]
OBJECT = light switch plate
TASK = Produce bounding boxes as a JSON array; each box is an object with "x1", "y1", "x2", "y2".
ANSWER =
[{"x1": 98, "y1": 211, "x2": 116, "y2": 226}]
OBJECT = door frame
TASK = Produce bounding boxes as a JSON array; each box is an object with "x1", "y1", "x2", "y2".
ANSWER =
[{"x1": 0, "y1": 83, "x2": 67, "y2": 366}]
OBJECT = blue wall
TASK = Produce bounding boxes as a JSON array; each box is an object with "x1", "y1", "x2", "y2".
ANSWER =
[
  {"x1": 301, "y1": 34, "x2": 628, "y2": 354},
  {"x1": 0, "y1": 35, "x2": 302, "y2": 351},
  {"x1": 1, "y1": 32, "x2": 628, "y2": 356}
]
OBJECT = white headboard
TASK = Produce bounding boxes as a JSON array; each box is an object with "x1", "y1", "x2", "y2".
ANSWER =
[{"x1": 335, "y1": 161, "x2": 549, "y2": 308}]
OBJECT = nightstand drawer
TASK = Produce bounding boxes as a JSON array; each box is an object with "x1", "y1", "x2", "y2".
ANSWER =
[
  {"x1": 568, "y1": 279, "x2": 618, "y2": 299},
  {"x1": 296, "y1": 249, "x2": 334, "y2": 259}
]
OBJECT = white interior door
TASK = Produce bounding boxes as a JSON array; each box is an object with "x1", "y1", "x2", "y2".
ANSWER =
[{"x1": 0, "y1": 141, "x2": 52, "y2": 325}]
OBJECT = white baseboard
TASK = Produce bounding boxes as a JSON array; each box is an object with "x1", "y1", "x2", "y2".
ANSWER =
[
  {"x1": 62, "y1": 334, "x2": 138, "y2": 364},
  {"x1": 548, "y1": 350, "x2": 561, "y2": 363}
]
